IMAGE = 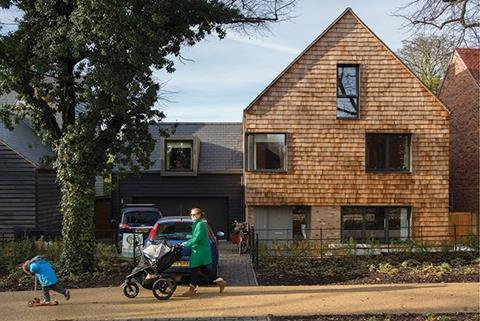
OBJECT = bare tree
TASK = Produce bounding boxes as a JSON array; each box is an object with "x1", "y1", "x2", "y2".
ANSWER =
[
  {"x1": 397, "y1": 35, "x2": 455, "y2": 94},
  {"x1": 395, "y1": 0, "x2": 480, "y2": 47}
]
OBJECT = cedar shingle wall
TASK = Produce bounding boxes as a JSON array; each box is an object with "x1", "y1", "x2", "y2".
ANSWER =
[
  {"x1": 439, "y1": 52, "x2": 480, "y2": 217},
  {"x1": 244, "y1": 12, "x2": 450, "y2": 236}
]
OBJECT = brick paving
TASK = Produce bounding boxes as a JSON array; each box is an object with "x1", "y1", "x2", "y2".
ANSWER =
[{"x1": 217, "y1": 241, "x2": 258, "y2": 286}]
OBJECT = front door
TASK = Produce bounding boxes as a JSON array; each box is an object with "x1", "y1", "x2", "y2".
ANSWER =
[{"x1": 254, "y1": 206, "x2": 293, "y2": 241}]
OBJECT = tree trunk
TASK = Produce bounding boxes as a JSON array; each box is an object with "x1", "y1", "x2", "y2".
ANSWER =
[{"x1": 55, "y1": 127, "x2": 97, "y2": 274}]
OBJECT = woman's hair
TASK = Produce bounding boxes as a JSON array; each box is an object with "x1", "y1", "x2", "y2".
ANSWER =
[{"x1": 190, "y1": 207, "x2": 205, "y2": 219}]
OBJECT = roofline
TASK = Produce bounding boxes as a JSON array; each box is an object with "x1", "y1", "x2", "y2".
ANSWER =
[
  {"x1": 437, "y1": 49, "x2": 457, "y2": 102},
  {"x1": 0, "y1": 137, "x2": 39, "y2": 167},
  {"x1": 243, "y1": 7, "x2": 450, "y2": 115},
  {"x1": 455, "y1": 48, "x2": 480, "y2": 87},
  {"x1": 154, "y1": 122, "x2": 242, "y2": 125}
]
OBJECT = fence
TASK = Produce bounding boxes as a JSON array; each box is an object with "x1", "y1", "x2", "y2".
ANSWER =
[
  {"x1": 0, "y1": 228, "x2": 119, "y2": 245},
  {"x1": 250, "y1": 224, "x2": 480, "y2": 267}
]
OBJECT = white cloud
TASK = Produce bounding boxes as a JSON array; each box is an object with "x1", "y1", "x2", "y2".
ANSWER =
[{"x1": 226, "y1": 32, "x2": 301, "y2": 55}]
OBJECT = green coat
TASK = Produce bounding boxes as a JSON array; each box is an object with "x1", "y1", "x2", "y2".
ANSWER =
[{"x1": 183, "y1": 219, "x2": 212, "y2": 268}]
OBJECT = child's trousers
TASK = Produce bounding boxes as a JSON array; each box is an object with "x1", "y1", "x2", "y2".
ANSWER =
[{"x1": 42, "y1": 284, "x2": 67, "y2": 302}]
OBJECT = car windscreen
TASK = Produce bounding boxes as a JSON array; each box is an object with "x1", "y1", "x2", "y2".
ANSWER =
[
  {"x1": 122, "y1": 211, "x2": 159, "y2": 225},
  {"x1": 154, "y1": 222, "x2": 192, "y2": 240}
]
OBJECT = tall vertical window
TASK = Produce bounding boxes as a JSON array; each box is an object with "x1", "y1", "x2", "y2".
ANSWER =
[
  {"x1": 247, "y1": 133, "x2": 286, "y2": 171},
  {"x1": 337, "y1": 64, "x2": 359, "y2": 118},
  {"x1": 165, "y1": 140, "x2": 193, "y2": 171},
  {"x1": 366, "y1": 134, "x2": 411, "y2": 172}
]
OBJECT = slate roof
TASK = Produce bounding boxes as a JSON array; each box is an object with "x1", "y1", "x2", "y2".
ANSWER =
[
  {"x1": 148, "y1": 122, "x2": 243, "y2": 172},
  {"x1": 0, "y1": 93, "x2": 54, "y2": 167},
  {"x1": 456, "y1": 48, "x2": 480, "y2": 85}
]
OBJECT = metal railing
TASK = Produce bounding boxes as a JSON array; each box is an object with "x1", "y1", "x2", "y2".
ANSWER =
[{"x1": 250, "y1": 224, "x2": 479, "y2": 267}]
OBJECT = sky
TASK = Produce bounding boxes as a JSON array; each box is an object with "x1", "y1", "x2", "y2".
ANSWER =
[{"x1": 155, "y1": 0, "x2": 414, "y2": 123}]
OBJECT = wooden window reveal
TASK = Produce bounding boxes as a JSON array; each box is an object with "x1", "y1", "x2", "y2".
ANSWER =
[
  {"x1": 366, "y1": 134, "x2": 411, "y2": 172},
  {"x1": 337, "y1": 64, "x2": 359, "y2": 119},
  {"x1": 247, "y1": 133, "x2": 287, "y2": 171}
]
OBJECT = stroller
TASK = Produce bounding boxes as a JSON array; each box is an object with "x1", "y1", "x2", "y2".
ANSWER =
[{"x1": 122, "y1": 241, "x2": 183, "y2": 300}]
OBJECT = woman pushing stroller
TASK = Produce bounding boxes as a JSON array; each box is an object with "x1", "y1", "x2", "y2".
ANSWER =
[{"x1": 180, "y1": 207, "x2": 226, "y2": 297}]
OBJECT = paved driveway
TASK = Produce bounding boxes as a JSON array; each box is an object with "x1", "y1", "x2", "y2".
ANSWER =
[{"x1": 217, "y1": 241, "x2": 257, "y2": 286}]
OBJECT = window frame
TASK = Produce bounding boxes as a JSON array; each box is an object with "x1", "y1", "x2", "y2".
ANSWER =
[
  {"x1": 164, "y1": 139, "x2": 194, "y2": 172},
  {"x1": 365, "y1": 133, "x2": 412, "y2": 173},
  {"x1": 336, "y1": 64, "x2": 360, "y2": 119},
  {"x1": 245, "y1": 132, "x2": 288, "y2": 172},
  {"x1": 341, "y1": 206, "x2": 412, "y2": 243}
]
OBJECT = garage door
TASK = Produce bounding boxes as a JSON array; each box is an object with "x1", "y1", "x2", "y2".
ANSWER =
[{"x1": 132, "y1": 197, "x2": 228, "y2": 234}]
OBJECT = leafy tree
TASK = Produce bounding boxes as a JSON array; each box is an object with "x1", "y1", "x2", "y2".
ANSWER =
[
  {"x1": 397, "y1": 35, "x2": 455, "y2": 94},
  {"x1": 0, "y1": 0, "x2": 295, "y2": 274},
  {"x1": 395, "y1": 0, "x2": 480, "y2": 47}
]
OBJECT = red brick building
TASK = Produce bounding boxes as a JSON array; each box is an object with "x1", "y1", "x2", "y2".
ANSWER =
[{"x1": 439, "y1": 48, "x2": 480, "y2": 227}]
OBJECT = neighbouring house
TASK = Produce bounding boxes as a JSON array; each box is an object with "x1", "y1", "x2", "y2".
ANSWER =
[
  {"x1": 439, "y1": 48, "x2": 480, "y2": 231},
  {"x1": 243, "y1": 8, "x2": 450, "y2": 243},
  {"x1": 0, "y1": 94, "x2": 62, "y2": 231},
  {"x1": 0, "y1": 93, "x2": 108, "y2": 234},
  {"x1": 112, "y1": 122, "x2": 243, "y2": 235}
]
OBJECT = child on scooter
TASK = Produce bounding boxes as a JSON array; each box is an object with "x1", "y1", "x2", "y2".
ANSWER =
[{"x1": 22, "y1": 256, "x2": 71, "y2": 304}]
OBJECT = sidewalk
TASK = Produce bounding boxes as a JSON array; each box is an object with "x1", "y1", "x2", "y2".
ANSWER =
[{"x1": 1, "y1": 282, "x2": 478, "y2": 321}]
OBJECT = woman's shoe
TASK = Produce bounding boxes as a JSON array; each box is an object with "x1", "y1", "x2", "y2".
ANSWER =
[
  {"x1": 213, "y1": 277, "x2": 226, "y2": 293},
  {"x1": 180, "y1": 285, "x2": 198, "y2": 297}
]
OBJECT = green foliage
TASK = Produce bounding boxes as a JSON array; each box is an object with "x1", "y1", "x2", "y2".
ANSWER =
[{"x1": 0, "y1": 0, "x2": 293, "y2": 274}]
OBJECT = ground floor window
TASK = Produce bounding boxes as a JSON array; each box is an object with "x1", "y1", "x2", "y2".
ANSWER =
[
  {"x1": 292, "y1": 206, "x2": 310, "y2": 240},
  {"x1": 342, "y1": 206, "x2": 410, "y2": 242}
]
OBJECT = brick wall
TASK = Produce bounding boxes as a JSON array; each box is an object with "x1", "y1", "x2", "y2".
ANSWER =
[{"x1": 439, "y1": 51, "x2": 480, "y2": 219}]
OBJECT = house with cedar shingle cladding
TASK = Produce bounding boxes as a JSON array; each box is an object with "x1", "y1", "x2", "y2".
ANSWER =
[
  {"x1": 243, "y1": 8, "x2": 450, "y2": 243},
  {"x1": 439, "y1": 48, "x2": 479, "y2": 227}
]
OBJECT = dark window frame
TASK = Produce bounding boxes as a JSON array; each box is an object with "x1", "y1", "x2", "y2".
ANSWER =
[
  {"x1": 245, "y1": 132, "x2": 288, "y2": 172},
  {"x1": 341, "y1": 206, "x2": 412, "y2": 243},
  {"x1": 365, "y1": 133, "x2": 412, "y2": 173},
  {"x1": 164, "y1": 139, "x2": 194, "y2": 172},
  {"x1": 336, "y1": 64, "x2": 360, "y2": 119}
]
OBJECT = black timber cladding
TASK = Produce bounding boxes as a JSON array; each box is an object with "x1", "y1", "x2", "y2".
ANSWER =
[
  {"x1": 0, "y1": 141, "x2": 36, "y2": 228},
  {"x1": 112, "y1": 173, "x2": 243, "y2": 234},
  {"x1": 36, "y1": 169, "x2": 62, "y2": 230}
]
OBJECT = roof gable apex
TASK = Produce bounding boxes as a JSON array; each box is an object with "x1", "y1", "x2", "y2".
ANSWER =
[{"x1": 244, "y1": 8, "x2": 450, "y2": 115}]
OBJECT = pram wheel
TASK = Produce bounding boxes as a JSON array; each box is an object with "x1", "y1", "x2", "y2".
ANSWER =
[
  {"x1": 123, "y1": 281, "x2": 139, "y2": 298},
  {"x1": 152, "y1": 278, "x2": 176, "y2": 300}
]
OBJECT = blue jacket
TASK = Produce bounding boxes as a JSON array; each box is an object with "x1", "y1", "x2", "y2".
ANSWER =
[{"x1": 28, "y1": 256, "x2": 58, "y2": 287}]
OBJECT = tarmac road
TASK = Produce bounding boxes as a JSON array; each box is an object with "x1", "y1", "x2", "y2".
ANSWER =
[{"x1": 1, "y1": 282, "x2": 478, "y2": 321}]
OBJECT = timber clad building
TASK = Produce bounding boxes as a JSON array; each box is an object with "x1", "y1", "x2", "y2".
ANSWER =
[
  {"x1": 439, "y1": 48, "x2": 480, "y2": 225},
  {"x1": 243, "y1": 9, "x2": 450, "y2": 242}
]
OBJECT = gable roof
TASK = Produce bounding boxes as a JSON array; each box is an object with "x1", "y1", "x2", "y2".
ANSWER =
[
  {"x1": 0, "y1": 93, "x2": 54, "y2": 167},
  {"x1": 146, "y1": 122, "x2": 242, "y2": 173},
  {"x1": 244, "y1": 7, "x2": 450, "y2": 114},
  {"x1": 456, "y1": 48, "x2": 480, "y2": 86}
]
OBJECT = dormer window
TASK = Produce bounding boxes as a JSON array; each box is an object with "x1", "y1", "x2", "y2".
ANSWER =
[
  {"x1": 166, "y1": 140, "x2": 193, "y2": 171},
  {"x1": 337, "y1": 64, "x2": 359, "y2": 119},
  {"x1": 162, "y1": 137, "x2": 200, "y2": 176}
]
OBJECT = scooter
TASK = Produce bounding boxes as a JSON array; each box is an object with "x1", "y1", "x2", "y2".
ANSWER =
[{"x1": 27, "y1": 275, "x2": 58, "y2": 307}]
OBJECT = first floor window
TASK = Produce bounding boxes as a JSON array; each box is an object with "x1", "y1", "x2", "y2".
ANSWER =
[
  {"x1": 247, "y1": 133, "x2": 287, "y2": 171},
  {"x1": 366, "y1": 134, "x2": 411, "y2": 172},
  {"x1": 165, "y1": 140, "x2": 193, "y2": 171},
  {"x1": 342, "y1": 206, "x2": 410, "y2": 242}
]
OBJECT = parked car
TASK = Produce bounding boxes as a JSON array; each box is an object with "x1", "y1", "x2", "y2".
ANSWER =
[
  {"x1": 117, "y1": 204, "x2": 163, "y2": 242},
  {"x1": 145, "y1": 216, "x2": 224, "y2": 277}
]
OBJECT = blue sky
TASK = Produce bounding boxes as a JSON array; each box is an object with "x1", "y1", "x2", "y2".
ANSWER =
[{"x1": 156, "y1": 0, "x2": 413, "y2": 122}]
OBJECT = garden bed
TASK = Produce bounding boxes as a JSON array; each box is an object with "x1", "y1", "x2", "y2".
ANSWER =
[
  {"x1": 271, "y1": 313, "x2": 479, "y2": 321},
  {"x1": 255, "y1": 252, "x2": 479, "y2": 285}
]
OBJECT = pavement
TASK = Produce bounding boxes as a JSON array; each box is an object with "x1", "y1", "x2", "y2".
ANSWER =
[{"x1": 0, "y1": 282, "x2": 478, "y2": 321}]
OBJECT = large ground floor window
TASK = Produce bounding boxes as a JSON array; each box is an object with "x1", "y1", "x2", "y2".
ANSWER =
[{"x1": 342, "y1": 206, "x2": 411, "y2": 242}]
